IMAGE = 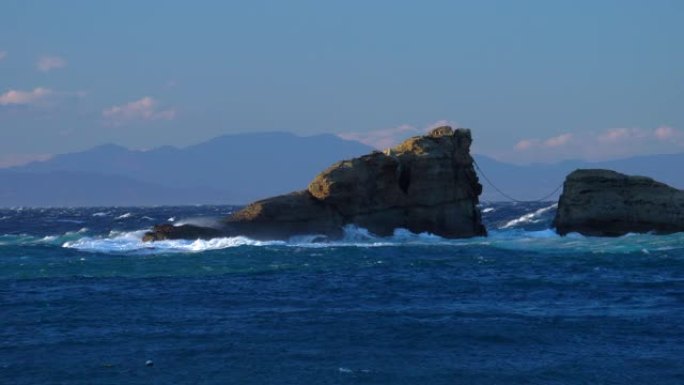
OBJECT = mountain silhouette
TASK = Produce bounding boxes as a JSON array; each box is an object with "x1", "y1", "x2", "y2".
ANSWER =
[{"x1": 2, "y1": 132, "x2": 373, "y2": 207}]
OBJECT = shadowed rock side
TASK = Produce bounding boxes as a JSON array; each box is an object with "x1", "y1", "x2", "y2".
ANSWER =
[
  {"x1": 553, "y1": 169, "x2": 684, "y2": 236},
  {"x1": 143, "y1": 126, "x2": 486, "y2": 241}
]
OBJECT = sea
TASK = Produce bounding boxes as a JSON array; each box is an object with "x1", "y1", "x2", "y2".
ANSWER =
[{"x1": 1, "y1": 202, "x2": 683, "y2": 384}]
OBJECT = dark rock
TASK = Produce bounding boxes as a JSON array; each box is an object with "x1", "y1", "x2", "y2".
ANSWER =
[
  {"x1": 222, "y1": 191, "x2": 345, "y2": 240},
  {"x1": 307, "y1": 127, "x2": 484, "y2": 237},
  {"x1": 143, "y1": 127, "x2": 486, "y2": 241},
  {"x1": 141, "y1": 223, "x2": 224, "y2": 242},
  {"x1": 553, "y1": 169, "x2": 684, "y2": 236}
]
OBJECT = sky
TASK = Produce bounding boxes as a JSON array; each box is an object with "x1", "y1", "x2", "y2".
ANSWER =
[{"x1": 1, "y1": 0, "x2": 683, "y2": 166}]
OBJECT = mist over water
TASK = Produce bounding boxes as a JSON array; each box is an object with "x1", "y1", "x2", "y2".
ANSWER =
[{"x1": 1, "y1": 203, "x2": 683, "y2": 384}]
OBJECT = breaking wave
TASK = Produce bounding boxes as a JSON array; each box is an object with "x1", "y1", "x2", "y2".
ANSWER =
[
  {"x1": 115, "y1": 212, "x2": 132, "y2": 220},
  {"x1": 62, "y1": 230, "x2": 284, "y2": 253},
  {"x1": 2, "y1": 203, "x2": 682, "y2": 256},
  {"x1": 58, "y1": 225, "x2": 684, "y2": 255},
  {"x1": 500, "y1": 203, "x2": 557, "y2": 229},
  {"x1": 0, "y1": 228, "x2": 90, "y2": 246}
]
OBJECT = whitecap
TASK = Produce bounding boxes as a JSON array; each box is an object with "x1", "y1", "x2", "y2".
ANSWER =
[
  {"x1": 40, "y1": 235, "x2": 58, "y2": 242},
  {"x1": 115, "y1": 213, "x2": 132, "y2": 220},
  {"x1": 92, "y1": 212, "x2": 109, "y2": 217},
  {"x1": 62, "y1": 230, "x2": 284, "y2": 254},
  {"x1": 500, "y1": 203, "x2": 557, "y2": 229},
  {"x1": 55, "y1": 219, "x2": 86, "y2": 224},
  {"x1": 57, "y1": 220, "x2": 684, "y2": 256}
]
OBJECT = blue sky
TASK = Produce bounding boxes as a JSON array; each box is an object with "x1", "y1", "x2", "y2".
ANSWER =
[{"x1": 1, "y1": 0, "x2": 683, "y2": 165}]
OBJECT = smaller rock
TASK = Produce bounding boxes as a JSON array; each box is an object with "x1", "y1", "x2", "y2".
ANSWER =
[
  {"x1": 553, "y1": 169, "x2": 684, "y2": 236},
  {"x1": 142, "y1": 223, "x2": 224, "y2": 241}
]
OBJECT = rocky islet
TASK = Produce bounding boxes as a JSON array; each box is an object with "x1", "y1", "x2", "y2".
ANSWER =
[
  {"x1": 143, "y1": 126, "x2": 486, "y2": 241},
  {"x1": 553, "y1": 169, "x2": 684, "y2": 236}
]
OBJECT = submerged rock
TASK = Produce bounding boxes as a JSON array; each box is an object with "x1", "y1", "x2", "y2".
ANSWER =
[
  {"x1": 143, "y1": 126, "x2": 486, "y2": 241},
  {"x1": 553, "y1": 169, "x2": 684, "y2": 236}
]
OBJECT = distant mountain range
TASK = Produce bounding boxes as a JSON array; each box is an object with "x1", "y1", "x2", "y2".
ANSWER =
[
  {"x1": 1, "y1": 132, "x2": 682, "y2": 206},
  {"x1": 0, "y1": 132, "x2": 373, "y2": 207}
]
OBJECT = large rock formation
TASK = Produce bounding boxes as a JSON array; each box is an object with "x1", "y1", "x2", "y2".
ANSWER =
[
  {"x1": 553, "y1": 169, "x2": 684, "y2": 236},
  {"x1": 143, "y1": 126, "x2": 486, "y2": 241}
]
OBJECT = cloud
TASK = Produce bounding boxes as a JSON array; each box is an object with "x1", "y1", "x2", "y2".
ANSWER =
[
  {"x1": 654, "y1": 126, "x2": 680, "y2": 140},
  {"x1": 0, "y1": 88, "x2": 53, "y2": 106},
  {"x1": 596, "y1": 126, "x2": 681, "y2": 143},
  {"x1": 510, "y1": 126, "x2": 684, "y2": 163},
  {"x1": 514, "y1": 139, "x2": 538, "y2": 151},
  {"x1": 0, "y1": 153, "x2": 52, "y2": 168},
  {"x1": 514, "y1": 133, "x2": 573, "y2": 151},
  {"x1": 37, "y1": 55, "x2": 67, "y2": 72},
  {"x1": 597, "y1": 128, "x2": 649, "y2": 143},
  {"x1": 543, "y1": 133, "x2": 573, "y2": 147},
  {"x1": 338, "y1": 120, "x2": 456, "y2": 149},
  {"x1": 0, "y1": 51, "x2": 6, "y2": 61},
  {"x1": 102, "y1": 97, "x2": 176, "y2": 124}
]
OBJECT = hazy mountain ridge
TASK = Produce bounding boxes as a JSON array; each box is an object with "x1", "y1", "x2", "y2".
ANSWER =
[{"x1": 2, "y1": 132, "x2": 374, "y2": 207}]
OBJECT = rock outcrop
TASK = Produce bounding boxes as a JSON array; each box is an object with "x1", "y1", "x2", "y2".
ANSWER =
[
  {"x1": 143, "y1": 126, "x2": 486, "y2": 241},
  {"x1": 553, "y1": 169, "x2": 684, "y2": 236}
]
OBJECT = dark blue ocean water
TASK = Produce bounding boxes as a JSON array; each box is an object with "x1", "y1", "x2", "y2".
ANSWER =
[{"x1": 1, "y1": 203, "x2": 683, "y2": 384}]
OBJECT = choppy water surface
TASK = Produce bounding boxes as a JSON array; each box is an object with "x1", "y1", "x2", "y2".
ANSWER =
[{"x1": 1, "y1": 203, "x2": 683, "y2": 384}]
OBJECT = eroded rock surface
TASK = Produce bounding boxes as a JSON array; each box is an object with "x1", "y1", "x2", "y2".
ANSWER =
[
  {"x1": 144, "y1": 126, "x2": 486, "y2": 241},
  {"x1": 553, "y1": 169, "x2": 684, "y2": 236}
]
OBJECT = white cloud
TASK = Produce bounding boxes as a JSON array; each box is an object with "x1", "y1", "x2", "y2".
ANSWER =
[
  {"x1": 654, "y1": 126, "x2": 680, "y2": 140},
  {"x1": 0, "y1": 153, "x2": 52, "y2": 168},
  {"x1": 37, "y1": 55, "x2": 67, "y2": 72},
  {"x1": 102, "y1": 97, "x2": 176, "y2": 124},
  {"x1": 0, "y1": 51, "x2": 7, "y2": 61},
  {"x1": 597, "y1": 128, "x2": 648, "y2": 143},
  {"x1": 514, "y1": 139, "x2": 538, "y2": 151},
  {"x1": 596, "y1": 127, "x2": 681, "y2": 143},
  {"x1": 338, "y1": 120, "x2": 456, "y2": 149},
  {"x1": 515, "y1": 133, "x2": 574, "y2": 151},
  {"x1": 543, "y1": 133, "x2": 573, "y2": 147},
  {"x1": 0, "y1": 88, "x2": 53, "y2": 106},
  {"x1": 510, "y1": 126, "x2": 684, "y2": 163}
]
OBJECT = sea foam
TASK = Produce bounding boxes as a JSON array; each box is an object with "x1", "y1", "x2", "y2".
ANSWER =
[{"x1": 58, "y1": 223, "x2": 684, "y2": 256}]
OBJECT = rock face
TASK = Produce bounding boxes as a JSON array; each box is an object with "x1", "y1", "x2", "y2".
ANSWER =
[
  {"x1": 143, "y1": 126, "x2": 486, "y2": 241},
  {"x1": 553, "y1": 169, "x2": 684, "y2": 236}
]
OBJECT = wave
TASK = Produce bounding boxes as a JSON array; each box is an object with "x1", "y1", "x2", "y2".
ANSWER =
[
  {"x1": 0, "y1": 228, "x2": 89, "y2": 246},
  {"x1": 174, "y1": 216, "x2": 224, "y2": 229},
  {"x1": 2, "y1": 204, "x2": 681, "y2": 255},
  {"x1": 57, "y1": 224, "x2": 684, "y2": 255},
  {"x1": 500, "y1": 203, "x2": 557, "y2": 229},
  {"x1": 62, "y1": 230, "x2": 284, "y2": 254}
]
